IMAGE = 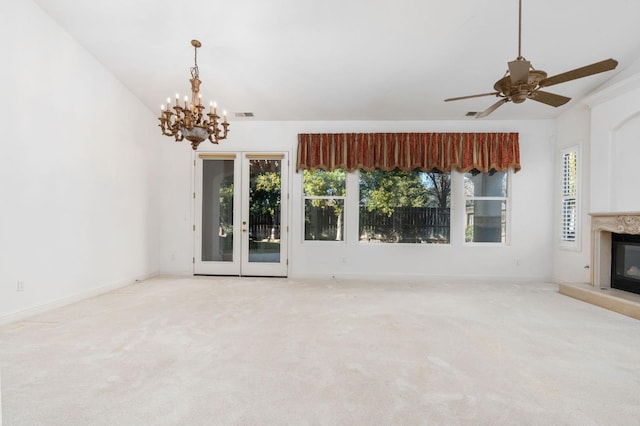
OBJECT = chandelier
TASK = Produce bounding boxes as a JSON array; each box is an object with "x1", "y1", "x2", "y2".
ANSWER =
[{"x1": 158, "y1": 40, "x2": 230, "y2": 150}]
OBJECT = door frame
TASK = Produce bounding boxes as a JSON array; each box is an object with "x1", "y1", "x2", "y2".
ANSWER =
[{"x1": 193, "y1": 151, "x2": 290, "y2": 277}]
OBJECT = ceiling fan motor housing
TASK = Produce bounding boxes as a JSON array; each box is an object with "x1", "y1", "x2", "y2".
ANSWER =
[{"x1": 494, "y1": 69, "x2": 548, "y2": 103}]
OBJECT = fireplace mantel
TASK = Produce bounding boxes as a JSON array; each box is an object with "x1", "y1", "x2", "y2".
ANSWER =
[{"x1": 589, "y1": 212, "x2": 640, "y2": 288}]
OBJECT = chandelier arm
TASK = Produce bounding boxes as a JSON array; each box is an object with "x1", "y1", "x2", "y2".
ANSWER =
[
  {"x1": 158, "y1": 124, "x2": 172, "y2": 137},
  {"x1": 159, "y1": 126, "x2": 175, "y2": 137}
]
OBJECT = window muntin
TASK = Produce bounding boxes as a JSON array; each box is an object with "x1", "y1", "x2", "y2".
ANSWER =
[
  {"x1": 464, "y1": 172, "x2": 508, "y2": 243},
  {"x1": 303, "y1": 169, "x2": 346, "y2": 241},
  {"x1": 560, "y1": 148, "x2": 579, "y2": 246},
  {"x1": 359, "y1": 170, "x2": 451, "y2": 244}
]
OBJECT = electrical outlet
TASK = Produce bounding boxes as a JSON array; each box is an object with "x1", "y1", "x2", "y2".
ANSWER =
[{"x1": 17, "y1": 281, "x2": 24, "y2": 292}]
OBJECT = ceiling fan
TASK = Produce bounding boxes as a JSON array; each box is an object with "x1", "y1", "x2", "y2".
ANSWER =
[{"x1": 444, "y1": 0, "x2": 618, "y2": 118}]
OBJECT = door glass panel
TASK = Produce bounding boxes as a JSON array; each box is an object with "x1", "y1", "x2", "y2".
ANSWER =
[
  {"x1": 201, "y1": 159, "x2": 234, "y2": 261},
  {"x1": 248, "y1": 159, "x2": 281, "y2": 263}
]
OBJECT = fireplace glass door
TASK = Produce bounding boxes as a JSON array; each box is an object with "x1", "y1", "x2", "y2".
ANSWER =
[{"x1": 611, "y1": 233, "x2": 640, "y2": 295}]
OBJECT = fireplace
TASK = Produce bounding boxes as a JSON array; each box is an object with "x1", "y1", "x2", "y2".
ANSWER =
[
  {"x1": 611, "y1": 233, "x2": 640, "y2": 295},
  {"x1": 559, "y1": 212, "x2": 640, "y2": 320}
]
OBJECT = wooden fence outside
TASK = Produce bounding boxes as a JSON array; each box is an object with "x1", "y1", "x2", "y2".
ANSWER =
[
  {"x1": 249, "y1": 211, "x2": 281, "y2": 241},
  {"x1": 360, "y1": 207, "x2": 450, "y2": 243},
  {"x1": 303, "y1": 206, "x2": 450, "y2": 243}
]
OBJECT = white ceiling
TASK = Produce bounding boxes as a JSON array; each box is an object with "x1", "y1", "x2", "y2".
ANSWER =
[{"x1": 33, "y1": 0, "x2": 640, "y2": 121}]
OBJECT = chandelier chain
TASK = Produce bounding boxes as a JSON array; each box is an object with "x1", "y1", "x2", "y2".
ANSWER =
[{"x1": 190, "y1": 43, "x2": 199, "y2": 79}]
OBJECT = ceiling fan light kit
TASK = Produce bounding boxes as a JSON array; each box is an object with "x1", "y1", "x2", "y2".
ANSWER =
[{"x1": 445, "y1": 0, "x2": 618, "y2": 118}]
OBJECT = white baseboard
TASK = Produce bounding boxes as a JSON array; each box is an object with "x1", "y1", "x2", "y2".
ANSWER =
[
  {"x1": 157, "y1": 270, "x2": 193, "y2": 277},
  {"x1": 0, "y1": 273, "x2": 157, "y2": 326},
  {"x1": 289, "y1": 272, "x2": 552, "y2": 283}
]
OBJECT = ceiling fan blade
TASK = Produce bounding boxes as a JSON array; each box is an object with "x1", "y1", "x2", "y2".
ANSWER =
[
  {"x1": 508, "y1": 59, "x2": 530, "y2": 84},
  {"x1": 529, "y1": 90, "x2": 571, "y2": 107},
  {"x1": 475, "y1": 99, "x2": 508, "y2": 118},
  {"x1": 444, "y1": 92, "x2": 500, "y2": 102},
  {"x1": 538, "y1": 58, "x2": 618, "y2": 88}
]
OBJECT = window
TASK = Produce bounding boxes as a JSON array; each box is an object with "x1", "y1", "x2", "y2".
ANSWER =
[
  {"x1": 560, "y1": 147, "x2": 579, "y2": 246},
  {"x1": 359, "y1": 170, "x2": 450, "y2": 244},
  {"x1": 464, "y1": 171, "x2": 509, "y2": 243},
  {"x1": 303, "y1": 169, "x2": 346, "y2": 241}
]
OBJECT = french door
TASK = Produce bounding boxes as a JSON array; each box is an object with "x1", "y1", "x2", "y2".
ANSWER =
[{"x1": 194, "y1": 152, "x2": 288, "y2": 276}]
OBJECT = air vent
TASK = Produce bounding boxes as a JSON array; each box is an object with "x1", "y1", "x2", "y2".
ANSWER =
[
  {"x1": 466, "y1": 111, "x2": 478, "y2": 117},
  {"x1": 234, "y1": 112, "x2": 255, "y2": 117}
]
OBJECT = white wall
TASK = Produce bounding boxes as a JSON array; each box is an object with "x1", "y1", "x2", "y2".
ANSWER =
[
  {"x1": 589, "y1": 82, "x2": 640, "y2": 213},
  {"x1": 0, "y1": 0, "x2": 161, "y2": 322},
  {"x1": 551, "y1": 105, "x2": 592, "y2": 283},
  {"x1": 552, "y1": 61, "x2": 640, "y2": 284},
  {"x1": 160, "y1": 119, "x2": 556, "y2": 282}
]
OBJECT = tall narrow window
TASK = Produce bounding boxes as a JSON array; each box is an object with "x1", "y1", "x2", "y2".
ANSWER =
[
  {"x1": 464, "y1": 171, "x2": 509, "y2": 243},
  {"x1": 560, "y1": 147, "x2": 579, "y2": 247},
  {"x1": 303, "y1": 169, "x2": 346, "y2": 241}
]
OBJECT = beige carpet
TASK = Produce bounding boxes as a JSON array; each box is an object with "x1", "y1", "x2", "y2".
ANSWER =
[{"x1": 1, "y1": 276, "x2": 639, "y2": 425}]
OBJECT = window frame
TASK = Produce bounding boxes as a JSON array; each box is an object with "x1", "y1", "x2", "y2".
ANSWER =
[
  {"x1": 301, "y1": 169, "x2": 347, "y2": 243},
  {"x1": 463, "y1": 170, "x2": 511, "y2": 246},
  {"x1": 559, "y1": 145, "x2": 581, "y2": 250},
  {"x1": 357, "y1": 169, "x2": 452, "y2": 245}
]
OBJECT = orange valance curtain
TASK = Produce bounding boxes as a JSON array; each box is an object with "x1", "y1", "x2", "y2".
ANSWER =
[{"x1": 296, "y1": 133, "x2": 520, "y2": 173}]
